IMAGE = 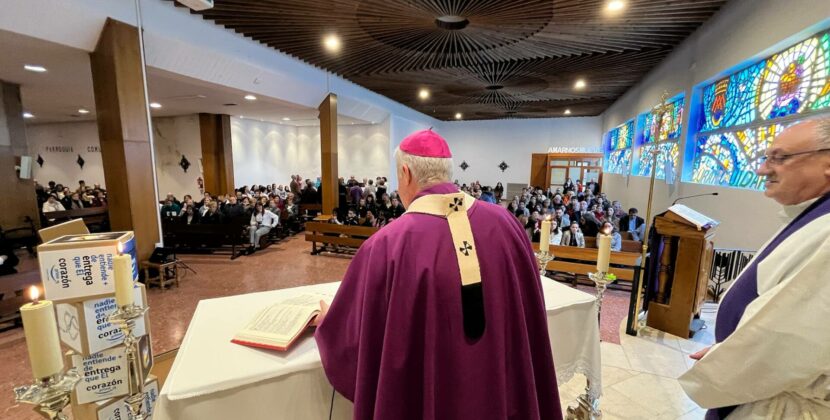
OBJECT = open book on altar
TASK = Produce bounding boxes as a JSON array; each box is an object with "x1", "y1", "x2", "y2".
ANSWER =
[{"x1": 232, "y1": 293, "x2": 330, "y2": 351}]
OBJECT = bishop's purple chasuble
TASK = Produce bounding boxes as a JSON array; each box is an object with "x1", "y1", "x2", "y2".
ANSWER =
[{"x1": 316, "y1": 183, "x2": 562, "y2": 420}]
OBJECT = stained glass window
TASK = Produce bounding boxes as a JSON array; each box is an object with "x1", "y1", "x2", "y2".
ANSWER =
[
  {"x1": 604, "y1": 120, "x2": 634, "y2": 174},
  {"x1": 633, "y1": 95, "x2": 684, "y2": 179},
  {"x1": 688, "y1": 28, "x2": 830, "y2": 190}
]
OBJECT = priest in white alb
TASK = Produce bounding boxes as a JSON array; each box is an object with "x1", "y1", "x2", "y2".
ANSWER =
[{"x1": 679, "y1": 117, "x2": 830, "y2": 419}]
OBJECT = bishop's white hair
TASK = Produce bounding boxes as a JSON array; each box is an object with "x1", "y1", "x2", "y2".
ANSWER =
[{"x1": 394, "y1": 147, "x2": 454, "y2": 188}]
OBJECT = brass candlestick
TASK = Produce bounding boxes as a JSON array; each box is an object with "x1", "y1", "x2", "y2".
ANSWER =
[
  {"x1": 535, "y1": 250, "x2": 554, "y2": 277},
  {"x1": 108, "y1": 304, "x2": 149, "y2": 420},
  {"x1": 565, "y1": 270, "x2": 612, "y2": 420},
  {"x1": 14, "y1": 369, "x2": 81, "y2": 420}
]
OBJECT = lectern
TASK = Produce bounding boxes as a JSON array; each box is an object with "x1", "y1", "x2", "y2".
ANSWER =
[{"x1": 645, "y1": 205, "x2": 718, "y2": 338}]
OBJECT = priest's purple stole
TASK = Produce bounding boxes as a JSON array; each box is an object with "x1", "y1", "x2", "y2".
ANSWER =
[{"x1": 706, "y1": 192, "x2": 830, "y2": 419}]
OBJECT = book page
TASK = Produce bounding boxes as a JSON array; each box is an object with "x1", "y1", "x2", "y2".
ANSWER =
[
  {"x1": 238, "y1": 294, "x2": 329, "y2": 343},
  {"x1": 667, "y1": 204, "x2": 719, "y2": 229}
]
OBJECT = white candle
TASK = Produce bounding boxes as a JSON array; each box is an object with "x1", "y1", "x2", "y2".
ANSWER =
[
  {"x1": 20, "y1": 286, "x2": 64, "y2": 379},
  {"x1": 539, "y1": 216, "x2": 552, "y2": 253},
  {"x1": 114, "y1": 254, "x2": 134, "y2": 307},
  {"x1": 597, "y1": 234, "x2": 611, "y2": 273}
]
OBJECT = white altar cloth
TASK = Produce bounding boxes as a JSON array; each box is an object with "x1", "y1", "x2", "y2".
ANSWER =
[{"x1": 154, "y1": 278, "x2": 601, "y2": 419}]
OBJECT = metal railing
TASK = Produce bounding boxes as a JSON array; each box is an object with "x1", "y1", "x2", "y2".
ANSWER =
[{"x1": 709, "y1": 248, "x2": 756, "y2": 302}]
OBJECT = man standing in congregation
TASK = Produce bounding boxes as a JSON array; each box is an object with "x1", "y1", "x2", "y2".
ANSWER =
[
  {"x1": 316, "y1": 129, "x2": 561, "y2": 419},
  {"x1": 680, "y1": 117, "x2": 830, "y2": 418}
]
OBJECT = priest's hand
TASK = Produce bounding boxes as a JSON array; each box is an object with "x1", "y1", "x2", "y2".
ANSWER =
[
  {"x1": 311, "y1": 300, "x2": 330, "y2": 327},
  {"x1": 689, "y1": 346, "x2": 711, "y2": 360}
]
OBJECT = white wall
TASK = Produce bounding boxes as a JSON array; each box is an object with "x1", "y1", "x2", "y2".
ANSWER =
[
  {"x1": 438, "y1": 117, "x2": 602, "y2": 186},
  {"x1": 601, "y1": 0, "x2": 830, "y2": 250},
  {"x1": 27, "y1": 121, "x2": 104, "y2": 188},
  {"x1": 26, "y1": 115, "x2": 203, "y2": 199},
  {"x1": 231, "y1": 117, "x2": 391, "y2": 187},
  {"x1": 152, "y1": 115, "x2": 203, "y2": 200}
]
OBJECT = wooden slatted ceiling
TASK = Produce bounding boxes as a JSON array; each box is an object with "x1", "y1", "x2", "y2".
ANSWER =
[{"x1": 172, "y1": 0, "x2": 729, "y2": 120}]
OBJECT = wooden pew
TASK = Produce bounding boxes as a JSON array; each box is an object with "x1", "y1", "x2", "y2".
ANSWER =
[
  {"x1": 304, "y1": 222, "x2": 378, "y2": 256},
  {"x1": 43, "y1": 206, "x2": 109, "y2": 232},
  {"x1": 162, "y1": 215, "x2": 250, "y2": 260},
  {"x1": 532, "y1": 243, "x2": 641, "y2": 291},
  {"x1": 584, "y1": 236, "x2": 643, "y2": 253}
]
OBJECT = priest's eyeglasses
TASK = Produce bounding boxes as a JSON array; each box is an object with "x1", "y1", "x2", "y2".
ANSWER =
[{"x1": 760, "y1": 148, "x2": 830, "y2": 166}]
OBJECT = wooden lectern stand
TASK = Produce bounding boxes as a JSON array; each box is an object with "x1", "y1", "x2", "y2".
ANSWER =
[{"x1": 646, "y1": 205, "x2": 717, "y2": 338}]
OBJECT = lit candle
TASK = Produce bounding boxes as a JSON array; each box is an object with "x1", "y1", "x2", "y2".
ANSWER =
[
  {"x1": 539, "y1": 216, "x2": 552, "y2": 253},
  {"x1": 597, "y1": 234, "x2": 611, "y2": 273},
  {"x1": 114, "y1": 254, "x2": 134, "y2": 307},
  {"x1": 20, "y1": 286, "x2": 64, "y2": 379}
]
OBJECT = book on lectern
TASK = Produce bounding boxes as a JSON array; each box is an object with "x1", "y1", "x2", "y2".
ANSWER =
[{"x1": 231, "y1": 294, "x2": 329, "y2": 351}]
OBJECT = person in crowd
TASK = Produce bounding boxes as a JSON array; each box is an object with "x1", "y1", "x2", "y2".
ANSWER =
[
  {"x1": 375, "y1": 178, "x2": 387, "y2": 203},
  {"x1": 549, "y1": 218, "x2": 564, "y2": 247},
  {"x1": 362, "y1": 210, "x2": 380, "y2": 228},
  {"x1": 200, "y1": 201, "x2": 223, "y2": 224},
  {"x1": 247, "y1": 202, "x2": 279, "y2": 254},
  {"x1": 612, "y1": 200, "x2": 626, "y2": 218},
  {"x1": 160, "y1": 199, "x2": 180, "y2": 219},
  {"x1": 42, "y1": 194, "x2": 65, "y2": 214},
  {"x1": 604, "y1": 207, "x2": 619, "y2": 231},
  {"x1": 240, "y1": 196, "x2": 253, "y2": 213},
  {"x1": 363, "y1": 179, "x2": 377, "y2": 200},
  {"x1": 65, "y1": 192, "x2": 86, "y2": 210},
  {"x1": 198, "y1": 197, "x2": 212, "y2": 217},
  {"x1": 480, "y1": 186, "x2": 497, "y2": 203},
  {"x1": 364, "y1": 194, "x2": 378, "y2": 216},
  {"x1": 563, "y1": 178, "x2": 575, "y2": 193},
  {"x1": 180, "y1": 205, "x2": 199, "y2": 225},
  {"x1": 348, "y1": 180, "x2": 362, "y2": 205},
  {"x1": 561, "y1": 221, "x2": 585, "y2": 247},
  {"x1": 554, "y1": 207, "x2": 570, "y2": 228},
  {"x1": 585, "y1": 179, "x2": 599, "y2": 195},
  {"x1": 276, "y1": 185, "x2": 288, "y2": 200},
  {"x1": 599, "y1": 221, "x2": 622, "y2": 252},
  {"x1": 0, "y1": 237, "x2": 20, "y2": 276},
  {"x1": 290, "y1": 175, "x2": 302, "y2": 201},
  {"x1": 580, "y1": 212, "x2": 601, "y2": 238},
  {"x1": 304, "y1": 179, "x2": 321, "y2": 204},
  {"x1": 267, "y1": 198, "x2": 281, "y2": 215},
  {"x1": 343, "y1": 208, "x2": 360, "y2": 226},
  {"x1": 389, "y1": 197, "x2": 405, "y2": 220},
  {"x1": 222, "y1": 195, "x2": 245, "y2": 219},
  {"x1": 592, "y1": 203, "x2": 605, "y2": 221},
  {"x1": 619, "y1": 207, "x2": 646, "y2": 241},
  {"x1": 494, "y1": 182, "x2": 504, "y2": 202}
]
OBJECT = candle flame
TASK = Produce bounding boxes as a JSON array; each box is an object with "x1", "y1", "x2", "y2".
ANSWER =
[
  {"x1": 28, "y1": 286, "x2": 40, "y2": 302},
  {"x1": 117, "y1": 242, "x2": 124, "y2": 254},
  {"x1": 545, "y1": 215, "x2": 552, "y2": 221}
]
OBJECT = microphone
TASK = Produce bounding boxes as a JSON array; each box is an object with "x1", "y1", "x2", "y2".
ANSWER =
[{"x1": 672, "y1": 192, "x2": 718, "y2": 206}]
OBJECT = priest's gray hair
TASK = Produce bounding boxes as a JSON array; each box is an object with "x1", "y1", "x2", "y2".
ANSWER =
[{"x1": 395, "y1": 147, "x2": 454, "y2": 187}]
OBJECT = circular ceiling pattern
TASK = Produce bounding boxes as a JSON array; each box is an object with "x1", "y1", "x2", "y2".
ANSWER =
[{"x1": 355, "y1": 0, "x2": 554, "y2": 55}]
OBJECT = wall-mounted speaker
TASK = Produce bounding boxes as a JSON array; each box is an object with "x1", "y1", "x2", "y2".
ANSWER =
[{"x1": 18, "y1": 155, "x2": 32, "y2": 179}]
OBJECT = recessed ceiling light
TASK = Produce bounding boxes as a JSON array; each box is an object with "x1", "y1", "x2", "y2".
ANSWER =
[
  {"x1": 323, "y1": 34, "x2": 341, "y2": 52},
  {"x1": 607, "y1": 0, "x2": 625, "y2": 12},
  {"x1": 418, "y1": 88, "x2": 430, "y2": 100},
  {"x1": 78, "y1": 108, "x2": 90, "y2": 114},
  {"x1": 244, "y1": 94, "x2": 257, "y2": 101},
  {"x1": 24, "y1": 65, "x2": 47, "y2": 73},
  {"x1": 282, "y1": 117, "x2": 291, "y2": 121},
  {"x1": 574, "y1": 79, "x2": 587, "y2": 89},
  {"x1": 564, "y1": 109, "x2": 572, "y2": 115},
  {"x1": 23, "y1": 112, "x2": 34, "y2": 119},
  {"x1": 455, "y1": 112, "x2": 462, "y2": 120},
  {"x1": 150, "y1": 102, "x2": 162, "y2": 109}
]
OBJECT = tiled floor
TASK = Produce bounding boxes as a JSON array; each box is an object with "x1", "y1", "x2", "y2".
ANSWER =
[
  {"x1": 0, "y1": 235, "x2": 716, "y2": 419},
  {"x1": 559, "y1": 304, "x2": 717, "y2": 419}
]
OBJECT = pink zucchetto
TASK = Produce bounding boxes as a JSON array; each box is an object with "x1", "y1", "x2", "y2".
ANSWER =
[{"x1": 399, "y1": 129, "x2": 452, "y2": 158}]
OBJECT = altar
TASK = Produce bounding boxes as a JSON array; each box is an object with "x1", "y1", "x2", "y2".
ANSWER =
[{"x1": 154, "y1": 278, "x2": 601, "y2": 419}]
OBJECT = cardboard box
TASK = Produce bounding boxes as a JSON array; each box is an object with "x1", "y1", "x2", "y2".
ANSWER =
[
  {"x1": 95, "y1": 375, "x2": 160, "y2": 420},
  {"x1": 38, "y1": 232, "x2": 138, "y2": 303},
  {"x1": 70, "y1": 346, "x2": 130, "y2": 404},
  {"x1": 56, "y1": 284, "x2": 149, "y2": 355}
]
